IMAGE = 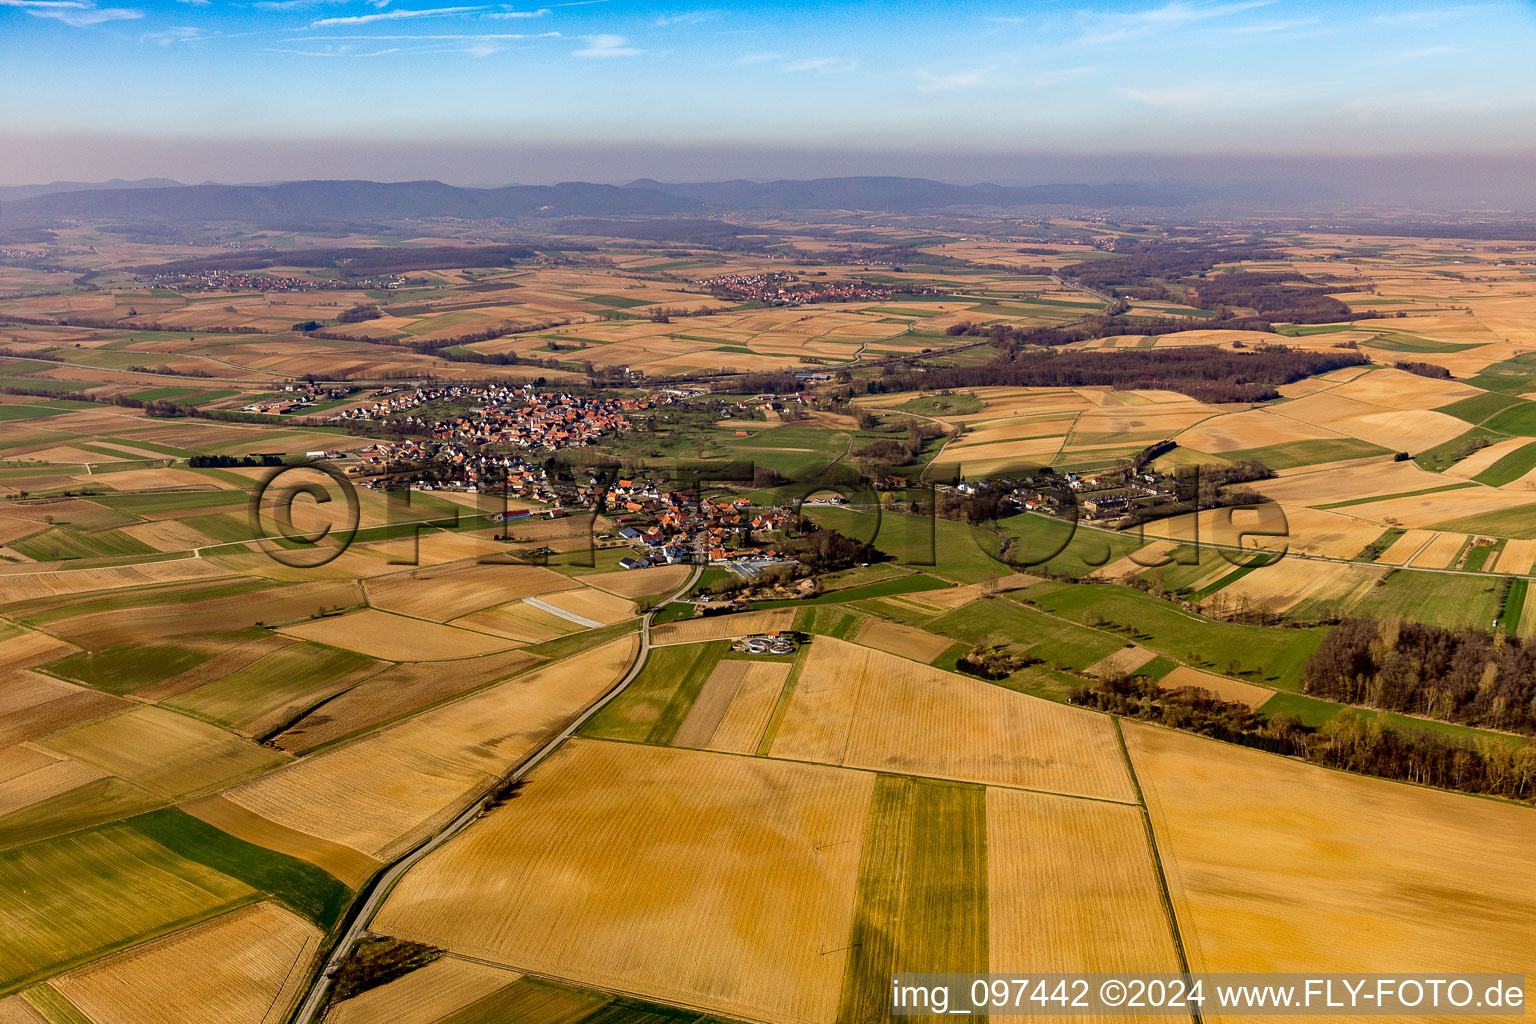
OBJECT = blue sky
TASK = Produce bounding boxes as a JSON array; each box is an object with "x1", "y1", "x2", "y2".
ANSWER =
[{"x1": 3, "y1": 0, "x2": 1536, "y2": 184}]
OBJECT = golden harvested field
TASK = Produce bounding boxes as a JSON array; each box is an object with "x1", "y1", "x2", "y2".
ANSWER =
[
  {"x1": 227, "y1": 636, "x2": 637, "y2": 858},
  {"x1": 180, "y1": 794, "x2": 381, "y2": 887},
  {"x1": 374, "y1": 738, "x2": 872, "y2": 1024},
  {"x1": 651, "y1": 608, "x2": 797, "y2": 645},
  {"x1": 364, "y1": 560, "x2": 578, "y2": 621},
  {"x1": 1375, "y1": 529, "x2": 1436, "y2": 565},
  {"x1": 1492, "y1": 538, "x2": 1536, "y2": 575},
  {"x1": 1444, "y1": 437, "x2": 1534, "y2": 479},
  {"x1": 0, "y1": 747, "x2": 105, "y2": 818},
  {"x1": 1205, "y1": 557, "x2": 1386, "y2": 619},
  {"x1": 448, "y1": 600, "x2": 578, "y2": 642},
  {"x1": 1126, "y1": 723, "x2": 1536, "y2": 984},
  {"x1": 52, "y1": 902, "x2": 321, "y2": 1024},
  {"x1": 663, "y1": 659, "x2": 748, "y2": 750},
  {"x1": 1409, "y1": 530, "x2": 1472, "y2": 569},
  {"x1": 324, "y1": 956, "x2": 520, "y2": 1024},
  {"x1": 1141, "y1": 506, "x2": 1382, "y2": 561},
  {"x1": 91, "y1": 468, "x2": 234, "y2": 491},
  {"x1": 0, "y1": 625, "x2": 76, "y2": 673},
  {"x1": 277, "y1": 608, "x2": 517, "y2": 661},
  {"x1": 1159, "y1": 665, "x2": 1273, "y2": 709},
  {"x1": 702, "y1": 662, "x2": 794, "y2": 755},
  {"x1": 1172, "y1": 409, "x2": 1342, "y2": 454},
  {"x1": 44, "y1": 579, "x2": 362, "y2": 647},
  {"x1": 39, "y1": 705, "x2": 288, "y2": 799},
  {"x1": 1251, "y1": 459, "x2": 1437, "y2": 507},
  {"x1": 1323, "y1": 366, "x2": 1484, "y2": 409},
  {"x1": 772, "y1": 638, "x2": 1134, "y2": 801},
  {"x1": 1269, "y1": 392, "x2": 1467, "y2": 450},
  {"x1": 850, "y1": 617, "x2": 954, "y2": 662},
  {"x1": 1084, "y1": 644, "x2": 1156, "y2": 678},
  {"x1": 272, "y1": 648, "x2": 542, "y2": 753},
  {"x1": 538, "y1": 587, "x2": 636, "y2": 625},
  {"x1": 987, "y1": 789, "x2": 1182, "y2": 978},
  {"x1": 0, "y1": 672, "x2": 127, "y2": 749},
  {"x1": 1353, "y1": 487, "x2": 1536, "y2": 529},
  {"x1": 0, "y1": 997, "x2": 45, "y2": 1023},
  {"x1": 0, "y1": 558, "x2": 234, "y2": 608},
  {"x1": 582, "y1": 564, "x2": 691, "y2": 599}
]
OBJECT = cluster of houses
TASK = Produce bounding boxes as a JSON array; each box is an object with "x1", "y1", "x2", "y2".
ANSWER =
[
  {"x1": 145, "y1": 271, "x2": 319, "y2": 293},
  {"x1": 332, "y1": 383, "x2": 664, "y2": 454},
  {"x1": 606, "y1": 478, "x2": 796, "y2": 568},
  {"x1": 943, "y1": 462, "x2": 1184, "y2": 522},
  {"x1": 696, "y1": 271, "x2": 936, "y2": 306}
]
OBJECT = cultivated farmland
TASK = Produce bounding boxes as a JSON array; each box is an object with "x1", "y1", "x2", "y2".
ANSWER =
[{"x1": 374, "y1": 738, "x2": 872, "y2": 1024}]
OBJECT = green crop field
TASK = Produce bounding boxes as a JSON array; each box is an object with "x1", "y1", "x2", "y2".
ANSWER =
[
  {"x1": 580, "y1": 640, "x2": 726, "y2": 744},
  {"x1": 837, "y1": 775, "x2": 987, "y2": 1024},
  {"x1": 924, "y1": 597, "x2": 1124, "y2": 672},
  {"x1": 1438, "y1": 391, "x2": 1522, "y2": 425},
  {"x1": 1474, "y1": 441, "x2": 1536, "y2": 486},
  {"x1": 48, "y1": 638, "x2": 227, "y2": 695},
  {"x1": 165, "y1": 643, "x2": 378, "y2": 732},
  {"x1": 1349, "y1": 570, "x2": 1502, "y2": 629},
  {"x1": 996, "y1": 514, "x2": 1145, "y2": 579},
  {"x1": 127, "y1": 808, "x2": 350, "y2": 926},
  {"x1": 10, "y1": 525, "x2": 158, "y2": 562},
  {"x1": 803, "y1": 507, "x2": 1015, "y2": 584},
  {"x1": 0, "y1": 821, "x2": 253, "y2": 990},
  {"x1": 1432, "y1": 501, "x2": 1536, "y2": 540},
  {"x1": 894, "y1": 393, "x2": 984, "y2": 416},
  {"x1": 1415, "y1": 426, "x2": 1510, "y2": 472},
  {"x1": 1020, "y1": 582, "x2": 1327, "y2": 689}
]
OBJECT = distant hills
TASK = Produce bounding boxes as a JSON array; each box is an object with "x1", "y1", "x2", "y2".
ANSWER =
[
  {"x1": 0, "y1": 179, "x2": 702, "y2": 230},
  {"x1": 0, "y1": 178, "x2": 185, "y2": 203},
  {"x1": 0, "y1": 175, "x2": 1226, "y2": 231},
  {"x1": 626, "y1": 176, "x2": 1202, "y2": 211}
]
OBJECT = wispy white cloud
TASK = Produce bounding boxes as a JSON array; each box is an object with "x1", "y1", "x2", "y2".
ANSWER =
[
  {"x1": 307, "y1": 5, "x2": 480, "y2": 27},
  {"x1": 0, "y1": 0, "x2": 142, "y2": 24},
  {"x1": 486, "y1": 5, "x2": 547, "y2": 17},
  {"x1": 302, "y1": 30, "x2": 557, "y2": 39},
  {"x1": 654, "y1": 9, "x2": 714, "y2": 27},
  {"x1": 175, "y1": 0, "x2": 210, "y2": 6},
  {"x1": 1226, "y1": 16, "x2": 1319, "y2": 35},
  {"x1": 915, "y1": 67, "x2": 994, "y2": 92},
  {"x1": 266, "y1": 44, "x2": 401, "y2": 55},
  {"x1": 572, "y1": 32, "x2": 640, "y2": 57},
  {"x1": 142, "y1": 23, "x2": 205, "y2": 43},
  {"x1": 1079, "y1": 0, "x2": 1272, "y2": 46},
  {"x1": 1373, "y1": 6, "x2": 1485, "y2": 28},
  {"x1": 782, "y1": 55, "x2": 856, "y2": 74}
]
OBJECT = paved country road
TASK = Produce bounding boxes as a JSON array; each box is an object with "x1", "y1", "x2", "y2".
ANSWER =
[{"x1": 288, "y1": 562, "x2": 703, "y2": 1024}]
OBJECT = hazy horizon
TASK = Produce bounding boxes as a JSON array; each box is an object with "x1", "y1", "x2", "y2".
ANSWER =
[{"x1": 5, "y1": 0, "x2": 1536, "y2": 207}]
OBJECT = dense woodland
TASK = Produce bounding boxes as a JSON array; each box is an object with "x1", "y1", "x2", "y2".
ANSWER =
[
  {"x1": 1071, "y1": 673, "x2": 1536, "y2": 801},
  {"x1": 875, "y1": 345, "x2": 1369, "y2": 404},
  {"x1": 1303, "y1": 618, "x2": 1536, "y2": 734}
]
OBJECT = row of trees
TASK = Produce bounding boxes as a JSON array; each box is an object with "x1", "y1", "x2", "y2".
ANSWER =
[
  {"x1": 1070, "y1": 673, "x2": 1536, "y2": 801},
  {"x1": 1302, "y1": 617, "x2": 1536, "y2": 734},
  {"x1": 874, "y1": 345, "x2": 1370, "y2": 405}
]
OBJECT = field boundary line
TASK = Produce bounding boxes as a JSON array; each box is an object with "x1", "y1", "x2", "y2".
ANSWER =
[
  {"x1": 1113, "y1": 718, "x2": 1202, "y2": 1024},
  {"x1": 577, "y1": 732, "x2": 1144, "y2": 807},
  {"x1": 285, "y1": 563, "x2": 701, "y2": 1024}
]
